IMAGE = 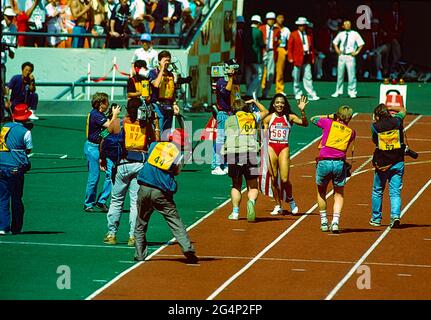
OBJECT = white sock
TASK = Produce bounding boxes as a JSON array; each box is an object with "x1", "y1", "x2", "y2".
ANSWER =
[
  {"x1": 332, "y1": 213, "x2": 340, "y2": 224},
  {"x1": 320, "y1": 210, "x2": 327, "y2": 224}
]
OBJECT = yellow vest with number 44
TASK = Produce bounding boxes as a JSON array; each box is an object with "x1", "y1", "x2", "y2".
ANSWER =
[{"x1": 147, "y1": 142, "x2": 180, "y2": 171}]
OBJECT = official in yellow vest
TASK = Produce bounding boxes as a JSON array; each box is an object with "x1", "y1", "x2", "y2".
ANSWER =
[
  {"x1": 311, "y1": 106, "x2": 356, "y2": 233},
  {"x1": 222, "y1": 98, "x2": 268, "y2": 222},
  {"x1": 102, "y1": 98, "x2": 160, "y2": 246}
]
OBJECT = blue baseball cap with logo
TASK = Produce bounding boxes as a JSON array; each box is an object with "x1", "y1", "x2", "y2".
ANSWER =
[{"x1": 140, "y1": 33, "x2": 152, "y2": 42}]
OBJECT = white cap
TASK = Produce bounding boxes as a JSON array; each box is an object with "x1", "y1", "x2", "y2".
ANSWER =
[
  {"x1": 251, "y1": 15, "x2": 262, "y2": 24},
  {"x1": 4, "y1": 7, "x2": 16, "y2": 17},
  {"x1": 266, "y1": 12, "x2": 276, "y2": 20},
  {"x1": 295, "y1": 17, "x2": 309, "y2": 25}
]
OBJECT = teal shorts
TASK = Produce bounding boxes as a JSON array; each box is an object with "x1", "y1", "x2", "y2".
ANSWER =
[{"x1": 316, "y1": 159, "x2": 347, "y2": 188}]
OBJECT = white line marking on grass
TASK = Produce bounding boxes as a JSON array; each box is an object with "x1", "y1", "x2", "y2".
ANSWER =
[
  {"x1": 325, "y1": 176, "x2": 431, "y2": 300},
  {"x1": 0, "y1": 241, "x2": 134, "y2": 249},
  {"x1": 60, "y1": 154, "x2": 68, "y2": 159},
  {"x1": 93, "y1": 280, "x2": 108, "y2": 283},
  {"x1": 28, "y1": 153, "x2": 34, "y2": 158},
  {"x1": 212, "y1": 196, "x2": 227, "y2": 200}
]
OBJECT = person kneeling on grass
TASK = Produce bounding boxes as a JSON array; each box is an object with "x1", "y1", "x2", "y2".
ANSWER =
[
  {"x1": 310, "y1": 106, "x2": 356, "y2": 233},
  {"x1": 134, "y1": 128, "x2": 198, "y2": 264},
  {"x1": 222, "y1": 99, "x2": 268, "y2": 222}
]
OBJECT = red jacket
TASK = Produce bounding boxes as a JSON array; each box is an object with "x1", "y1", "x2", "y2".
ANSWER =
[
  {"x1": 288, "y1": 29, "x2": 315, "y2": 67},
  {"x1": 259, "y1": 24, "x2": 281, "y2": 61}
]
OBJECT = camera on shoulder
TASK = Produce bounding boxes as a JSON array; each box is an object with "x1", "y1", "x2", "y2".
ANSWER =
[{"x1": 405, "y1": 146, "x2": 418, "y2": 159}]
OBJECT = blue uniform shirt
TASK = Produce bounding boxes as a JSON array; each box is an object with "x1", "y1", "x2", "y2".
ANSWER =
[
  {"x1": 215, "y1": 78, "x2": 232, "y2": 112},
  {"x1": 87, "y1": 109, "x2": 108, "y2": 144},
  {"x1": 8, "y1": 75, "x2": 30, "y2": 105},
  {"x1": 0, "y1": 122, "x2": 32, "y2": 169},
  {"x1": 137, "y1": 142, "x2": 180, "y2": 194}
]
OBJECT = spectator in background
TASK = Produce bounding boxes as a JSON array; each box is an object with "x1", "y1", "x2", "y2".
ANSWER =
[
  {"x1": 360, "y1": 18, "x2": 390, "y2": 80},
  {"x1": 288, "y1": 17, "x2": 320, "y2": 101},
  {"x1": 1, "y1": 8, "x2": 17, "y2": 88},
  {"x1": 383, "y1": 1, "x2": 404, "y2": 77},
  {"x1": 259, "y1": 12, "x2": 280, "y2": 99},
  {"x1": 45, "y1": 0, "x2": 65, "y2": 47},
  {"x1": 152, "y1": 0, "x2": 182, "y2": 46},
  {"x1": 5, "y1": 62, "x2": 39, "y2": 120},
  {"x1": 244, "y1": 14, "x2": 264, "y2": 99},
  {"x1": 275, "y1": 14, "x2": 290, "y2": 94},
  {"x1": 234, "y1": 16, "x2": 245, "y2": 81},
  {"x1": 90, "y1": 0, "x2": 107, "y2": 48},
  {"x1": 315, "y1": 18, "x2": 340, "y2": 80},
  {"x1": 107, "y1": 0, "x2": 131, "y2": 49},
  {"x1": 331, "y1": 19, "x2": 365, "y2": 99},
  {"x1": 131, "y1": 33, "x2": 159, "y2": 72},
  {"x1": 70, "y1": 0, "x2": 91, "y2": 48},
  {"x1": 25, "y1": 0, "x2": 47, "y2": 47},
  {"x1": 104, "y1": 0, "x2": 116, "y2": 21}
]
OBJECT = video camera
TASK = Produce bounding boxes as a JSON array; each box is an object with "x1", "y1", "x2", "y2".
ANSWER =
[
  {"x1": 137, "y1": 100, "x2": 155, "y2": 125},
  {"x1": 210, "y1": 59, "x2": 240, "y2": 78},
  {"x1": 405, "y1": 146, "x2": 418, "y2": 159}
]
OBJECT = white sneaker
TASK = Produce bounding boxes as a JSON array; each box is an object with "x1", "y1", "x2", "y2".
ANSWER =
[
  {"x1": 228, "y1": 212, "x2": 239, "y2": 220},
  {"x1": 289, "y1": 200, "x2": 299, "y2": 214},
  {"x1": 308, "y1": 95, "x2": 320, "y2": 101},
  {"x1": 211, "y1": 167, "x2": 226, "y2": 175},
  {"x1": 270, "y1": 205, "x2": 283, "y2": 216},
  {"x1": 222, "y1": 167, "x2": 229, "y2": 174},
  {"x1": 376, "y1": 70, "x2": 383, "y2": 80},
  {"x1": 349, "y1": 94, "x2": 357, "y2": 99},
  {"x1": 29, "y1": 110, "x2": 39, "y2": 120},
  {"x1": 331, "y1": 92, "x2": 341, "y2": 98}
]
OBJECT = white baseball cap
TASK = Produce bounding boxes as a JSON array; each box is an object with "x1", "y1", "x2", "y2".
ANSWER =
[
  {"x1": 251, "y1": 15, "x2": 262, "y2": 24},
  {"x1": 295, "y1": 17, "x2": 309, "y2": 25},
  {"x1": 266, "y1": 12, "x2": 276, "y2": 20},
  {"x1": 4, "y1": 7, "x2": 17, "y2": 17}
]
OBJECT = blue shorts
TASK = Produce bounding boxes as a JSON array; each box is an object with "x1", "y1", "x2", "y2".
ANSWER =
[{"x1": 316, "y1": 159, "x2": 347, "y2": 188}]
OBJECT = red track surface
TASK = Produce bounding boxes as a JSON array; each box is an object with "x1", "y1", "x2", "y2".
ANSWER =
[{"x1": 92, "y1": 114, "x2": 431, "y2": 300}]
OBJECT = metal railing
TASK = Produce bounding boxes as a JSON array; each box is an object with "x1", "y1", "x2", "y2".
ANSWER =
[{"x1": 30, "y1": 76, "x2": 129, "y2": 100}]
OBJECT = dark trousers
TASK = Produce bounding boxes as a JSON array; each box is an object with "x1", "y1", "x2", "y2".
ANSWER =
[{"x1": 0, "y1": 167, "x2": 25, "y2": 233}]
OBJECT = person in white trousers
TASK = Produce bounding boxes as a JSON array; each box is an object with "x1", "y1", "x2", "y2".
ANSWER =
[
  {"x1": 332, "y1": 19, "x2": 364, "y2": 99},
  {"x1": 288, "y1": 17, "x2": 320, "y2": 101}
]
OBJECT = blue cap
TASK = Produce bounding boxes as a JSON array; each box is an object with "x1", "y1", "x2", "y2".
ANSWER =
[
  {"x1": 236, "y1": 16, "x2": 245, "y2": 23},
  {"x1": 140, "y1": 33, "x2": 152, "y2": 42}
]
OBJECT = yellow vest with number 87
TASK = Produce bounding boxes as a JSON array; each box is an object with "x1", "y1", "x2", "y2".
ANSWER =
[
  {"x1": 124, "y1": 122, "x2": 147, "y2": 151},
  {"x1": 378, "y1": 129, "x2": 401, "y2": 151}
]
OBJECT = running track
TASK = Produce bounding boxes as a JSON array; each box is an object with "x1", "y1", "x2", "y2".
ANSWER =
[{"x1": 89, "y1": 114, "x2": 431, "y2": 300}]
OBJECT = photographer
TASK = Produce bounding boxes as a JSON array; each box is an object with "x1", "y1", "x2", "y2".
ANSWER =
[
  {"x1": 310, "y1": 106, "x2": 356, "y2": 233},
  {"x1": 5, "y1": 62, "x2": 39, "y2": 120},
  {"x1": 83, "y1": 92, "x2": 121, "y2": 213},
  {"x1": 149, "y1": 50, "x2": 180, "y2": 136},
  {"x1": 211, "y1": 58, "x2": 241, "y2": 176},
  {"x1": 102, "y1": 97, "x2": 160, "y2": 246},
  {"x1": 0, "y1": 104, "x2": 33, "y2": 235},
  {"x1": 369, "y1": 103, "x2": 407, "y2": 229},
  {"x1": 127, "y1": 59, "x2": 151, "y2": 102}
]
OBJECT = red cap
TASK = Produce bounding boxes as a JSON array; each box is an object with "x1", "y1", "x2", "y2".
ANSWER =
[{"x1": 12, "y1": 104, "x2": 32, "y2": 121}]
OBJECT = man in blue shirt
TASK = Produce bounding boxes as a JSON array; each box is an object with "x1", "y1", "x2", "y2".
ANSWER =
[
  {"x1": 0, "y1": 104, "x2": 33, "y2": 235},
  {"x1": 134, "y1": 128, "x2": 198, "y2": 264},
  {"x1": 6, "y1": 62, "x2": 39, "y2": 120},
  {"x1": 83, "y1": 92, "x2": 121, "y2": 212}
]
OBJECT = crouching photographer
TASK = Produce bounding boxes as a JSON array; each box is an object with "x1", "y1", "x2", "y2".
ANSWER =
[
  {"x1": 370, "y1": 103, "x2": 409, "y2": 229},
  {"x1": 101, "y1": 97, "x2": 160, "y2": 246}
]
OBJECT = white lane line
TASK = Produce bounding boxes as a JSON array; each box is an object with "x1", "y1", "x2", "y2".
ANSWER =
[
  {"x1": 85, "y1": 119, "x2": 328, "y2": 301},
  {"x1": 325, "y1": 176, "x2": 431, "y2": 300},
  {"x1": 397, "y1": 274, "x2": 412, "y2": 277},
  {"x1": 0, "y1": 241, "x2": 134, "y2": 250},
  {"x1": 357, "y1": 203, "x2": 369, "y2": 206},
  {"x1": 424, "y1": 238, "x2": 431, "y2": 241},
  {"x1": 292, "y1": 269, "x2": 306, "y2": 272},
  {"x1": 232, "y1": 229, "x2": 246, "y2": 232}
]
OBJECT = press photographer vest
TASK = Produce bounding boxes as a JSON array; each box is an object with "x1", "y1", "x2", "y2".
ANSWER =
[
  {"x1": 147, "y1": 142, "x2": 181, "y2": 172},
  {"x1": 124, "y1": 121, "x2": 147, "y2": 152},
  {"x1": 159, "y1": 74, "x2": 175, "y2": 101},
  {"x1": 372, "y1": 117, "x2": 405, "y2": 169},
  {"x1": 224, "y1": 111, "x2": 259, "y2": 155},
  {"x1": 131, "y1": 77, "x2": 151, "y2": 100},
  {"x1": 320, "y1": 120, "x2": 353, "y2": 152}
]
